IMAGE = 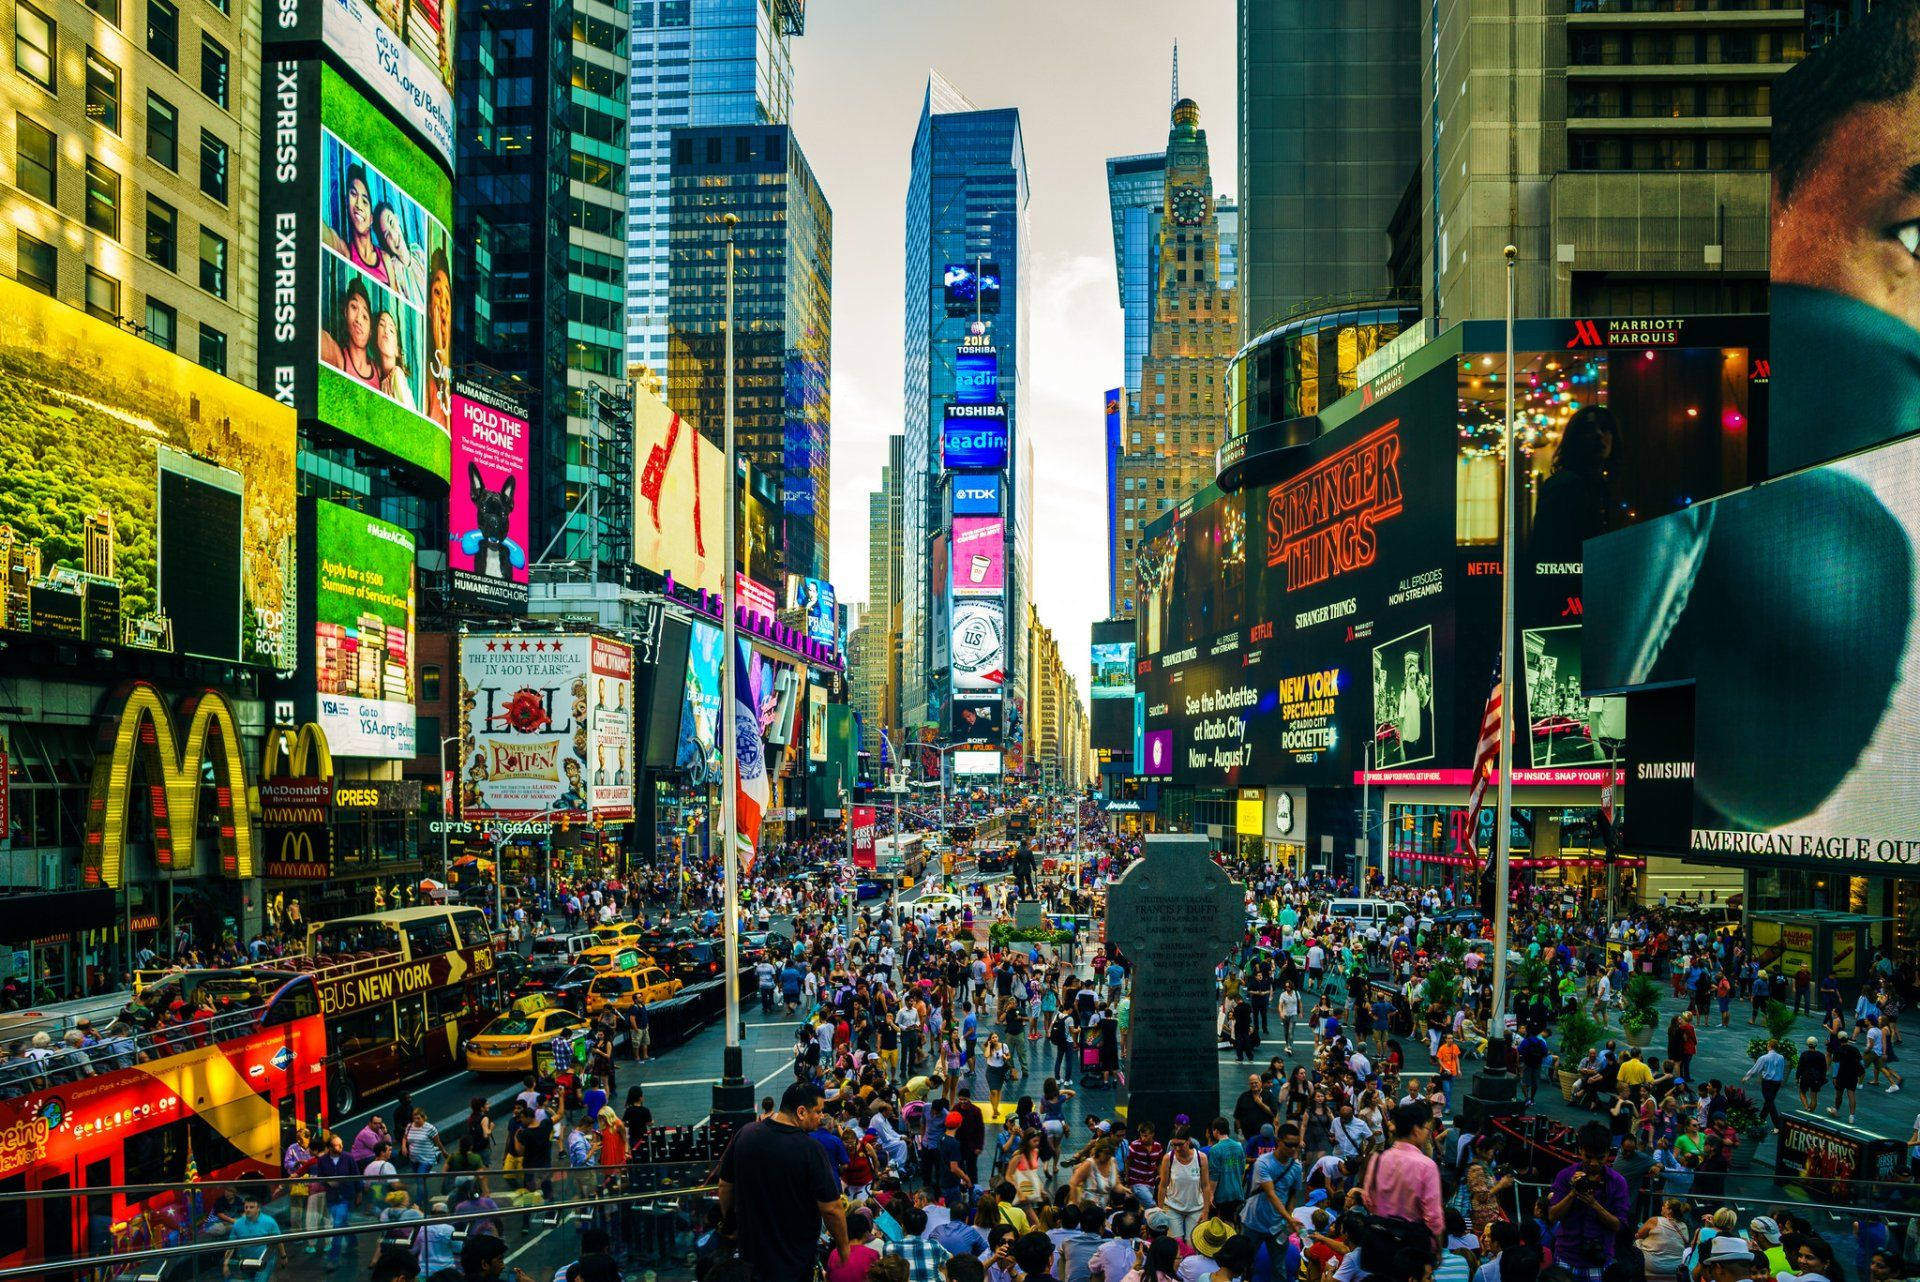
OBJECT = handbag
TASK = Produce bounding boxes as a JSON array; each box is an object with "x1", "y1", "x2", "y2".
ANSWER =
[{"x1": 1358, "y1": 1154, "x2": 1431, "y2": 1270}]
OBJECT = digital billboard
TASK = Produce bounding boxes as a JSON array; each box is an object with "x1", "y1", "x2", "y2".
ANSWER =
[
  {"x1": 953, "y1": 749, "x2": 1003, "y2": 776},
  {"x1": 1090, "y1": 642, "x2": 1134, "y2": 700},
  {"x1": 0, "y1": 275, "x2": 297, "y2": 666},
  {"x1": 929, "y1": 532, "x2": 951, "y2": 671},
  {"x1": 1136, "y1": 359, "x2": 1457, "y2": 788},
  {"x1": 1585, "y1": 430, "x2": 1920, "y2": 868},
  {"x1": 158, "y1": 452, "x2": 244, "y2": 663},
  {"x1": 784, "y1": 575, "x2": 838, "y2": 650},
  {"x1": 459, "y1": 632, "x2": 633, "y2": 821},
  {"x1": 943, "y1": 263, "x2": 1001, "y2": 316},
  {"x1": 267, "y1": 0, "x2": 456, "y2": 171},
  {"x1": 1090, "y1": 619, "x2": 1137, "y2": 753},
  {"x1": 634, "y1": 390, "x2": 726, "y2": 596},
  {"x1": 950, "y1": 517, "x2": 1005, "y2": 596},
  {"x1": 313, "y1": 500, "x2": 416, "y2": 757},
  {"x1": 258, "y1": 63, "x2": 455, "y2": 481},
  {"x1": 953, "y1": 477, "x2": 1001, "y2": 516},
  {"x1": 955, "y1": 347, "x2": 1000, "y2": 405},
  {"x1": 951, "y1": 598, "x2": 1006, "y2": 692},
  {"x1": 943, "y1": 403, "x2": 1009, "y2": 472},
  {"x1": 675, "y1": 619, "x2": 724, "y2": 785},
  {"x1": 449, "y1": 379, "x2": 530, "y2": 612},
  {"x1": 952, "y1": 695, "x2": 1001, "y2": 741}
]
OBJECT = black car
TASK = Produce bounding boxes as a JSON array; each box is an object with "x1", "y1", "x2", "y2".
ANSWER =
[
  {"x1": 976, "y1": 845, "x2": 1013, "y2": 872},
  {"x1": 510, "y1": 962, "x2": 594, "y2": 1013},
  {"x1": 659, "y1": 940, "x2": 731, "y2": 985}
]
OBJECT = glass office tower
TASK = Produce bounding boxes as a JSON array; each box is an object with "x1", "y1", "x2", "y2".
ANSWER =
[
  {"x1": 667, "y1": 123, "x2": 833, "y2": 580},
  {"x1": 626, "y1": 0, "x2": 803, "y2": 387},
  {"x1": 1106, "y1": 151, "x2": 1165, "y2": 415},
  {"x1": 901, "y1": 73, "x2": 1030, "y2": 741}
]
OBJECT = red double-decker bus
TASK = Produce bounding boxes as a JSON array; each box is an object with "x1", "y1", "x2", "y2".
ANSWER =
[{"x1": 0, "y1": 969, "x2": 326, "y2": 1275}]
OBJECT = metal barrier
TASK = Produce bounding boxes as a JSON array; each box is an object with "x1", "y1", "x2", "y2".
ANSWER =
[{"x1": 0, "y1": 1160, "x2": 722, "y2": 1282}]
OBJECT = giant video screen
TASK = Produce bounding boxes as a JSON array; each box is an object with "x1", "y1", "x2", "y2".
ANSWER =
[
  {"x1": 267, "y1": 0, "x2": 455, "y2": 170},
  {"x1": 1136, "y1": 358, "x2": 1458, "y2": 789},
  {"x1": 0, "y1": 275, "x2": 297, "y2": 666},
  {"x1": 259, "y1": 64, "x2": 455, "y2": 481},
  {"x1": 1585, "y1": 430, "x2": 1920, "y2": 867},
  {"x1": 313, "y1": 499, "x2": 417, "y2": 757}
]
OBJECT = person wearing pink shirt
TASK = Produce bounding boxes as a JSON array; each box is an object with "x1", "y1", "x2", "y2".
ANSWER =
[{"x1": 1361, "y1": 1101, "x2": 1445, "y2": 1248}]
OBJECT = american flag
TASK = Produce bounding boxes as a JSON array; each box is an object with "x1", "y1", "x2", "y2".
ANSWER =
[{"x1": 1465, "y1": 675, "x2": 1504, "y2": 838}]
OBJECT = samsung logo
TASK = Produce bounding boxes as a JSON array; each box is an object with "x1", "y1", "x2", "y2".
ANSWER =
[{"x1": 1637, "y1": 761, "x2": 1694, "y2": 780}]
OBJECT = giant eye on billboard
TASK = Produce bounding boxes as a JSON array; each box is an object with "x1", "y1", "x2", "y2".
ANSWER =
[
  {"x1": 954, "y1": 347, "x2": 1000, "y2": 405},
  {"x1": 450, "y1": 379, "x2": 530, "y2": 612},
  {"x1": 259, "y1": 62, "x2": 455, "y2": 482},
  {"x1": 944, "y1": 263, "x2": 1001, "y2": 317},
  {"x1": 313, "y1": 499, "x2": 417, "y2": 757},
  {"x1": 0, "y1": 274, "x2": 297, "y2": 667},
  {"x1": 267, "y1": 0, "x2": 455, "y2": 171},
  {"x1": 943, "y1": 403, "x2": 1009, "y2": 472},
  {"x1": 950, "y1": 517, "x2": 1005, "y2": 595}
]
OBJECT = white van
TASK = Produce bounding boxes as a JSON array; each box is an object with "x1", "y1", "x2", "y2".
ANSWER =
[{"x1": 1326, "y1": 897, "x2": 1400, "y2": 925}]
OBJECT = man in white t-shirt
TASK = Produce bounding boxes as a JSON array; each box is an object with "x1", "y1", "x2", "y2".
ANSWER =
[{"x1": 1348, "y1": 1048, "x2": 1373, "y2": 1081}]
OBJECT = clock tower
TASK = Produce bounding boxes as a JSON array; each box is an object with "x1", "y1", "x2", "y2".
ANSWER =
[{"x1": 1110, "y1": 98, "x2": 1239, "y2": 618}]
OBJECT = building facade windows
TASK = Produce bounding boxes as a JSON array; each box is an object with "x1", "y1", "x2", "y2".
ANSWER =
[
  {"x1": 84, "y1": 265, "x2": 117, "y2": 318},
  {"x1": 145, "y1": 194, "x2": 177, "y2": 270},
  {"x1": 145, "y1": 0, "x2": 176, "y2": 67},
  {"x1": 16, "y1": 230, "x2": 54, "y2": 292},
  {"x1": 84, "y1": 156, "x2": 119, "y2": 237},
  {"x1": 15, "y1": 2, "x2": 54, "y2": 89},
  {"x1": 144, "y1": 297, "x2": 174, "y2": 350},
  {"x1": 16, "y1": 114, "x2": 55, "y2": 202},
  {"x1": 85, "y1": 47, "x2": 120, "y2": 131},
  {"x1": 146, "y1": 91, "x2": 177, "y2": 167}
]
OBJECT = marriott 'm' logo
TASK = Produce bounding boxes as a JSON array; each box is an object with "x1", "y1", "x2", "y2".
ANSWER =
[{"x1": 1266, "y1": 421, "x2": 1405, "y2": 591}]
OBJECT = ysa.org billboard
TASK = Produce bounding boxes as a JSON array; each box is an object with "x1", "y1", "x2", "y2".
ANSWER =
[
  {"x1": 267, "y1": 0, "x2": 456, "y2": 170},
  {"x1": 459, "y1": 632, "x2": 634, "y2": 821},
  {"x1": 260, "y1": 62, "x2": 455, "y2": 480},
  {"x1": 449, "y1": 379, "x2": 530, "y2": 612},
  {"x1": 313, "y1": 500, "x2": 417, "y2": 757}
]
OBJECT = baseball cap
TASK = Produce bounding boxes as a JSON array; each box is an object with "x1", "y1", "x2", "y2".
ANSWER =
[
  {"x1": 944, "y1": 1111, "x2": 963, "y2": 1128},
  {"x1": 1707, "y1": 1237, "x2": 1756, "y2": 1264},
  {"x1": 1807, "y1": 1036, "x2": 1819, "y2": 1047},
  {"x1": 1143, "y1": 1208, "x2": 1174, "y2": 1233},
  {"x1": 1749, "y1": 1216, "x2": 1781, "y2": 1241}
]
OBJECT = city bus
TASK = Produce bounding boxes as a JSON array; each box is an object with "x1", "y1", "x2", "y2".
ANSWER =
[
  {"x1": 0, "y1": 970, "x2": 326, "y2": 1277},
  {"x1": 294, "y1": 905, "x2": 502, "y2": 1116}
]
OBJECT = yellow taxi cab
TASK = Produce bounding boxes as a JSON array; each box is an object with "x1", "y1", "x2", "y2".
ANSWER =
[
  {"x1": 464, "y1": 1003, "x2": 587, "y2": 1074},
  {"x1": 585, "y1": 964, "x2": 681, "y2": 1014},
  {"x1": 593, "y1": 921, "x2": 647, "y2": 948},
  {"x1": 575, "y1": 944, "x2": 646, "y2": 974}
]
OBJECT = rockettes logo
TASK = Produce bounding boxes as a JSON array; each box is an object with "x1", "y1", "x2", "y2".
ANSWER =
[{"x1": 1266, "y1": 422, "x2": 1405, "y2": 591}]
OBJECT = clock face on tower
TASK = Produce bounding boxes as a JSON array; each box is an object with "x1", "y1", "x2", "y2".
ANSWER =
[{"x1": 1170, "y1": 183, "x2": 1207, "y2": 227}]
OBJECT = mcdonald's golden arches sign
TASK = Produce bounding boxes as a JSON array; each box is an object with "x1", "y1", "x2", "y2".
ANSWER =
[{"x1": 83, "y1": 681, "x2": 254, "y2": 889}]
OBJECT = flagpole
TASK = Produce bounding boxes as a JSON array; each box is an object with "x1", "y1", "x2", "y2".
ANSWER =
[
  {"x1": 1489, "y1": 244, "x2": 1518, "y2": 1048},
  {"x1": 713, "y1": 211, "x2": 751, "y2": 1125}
]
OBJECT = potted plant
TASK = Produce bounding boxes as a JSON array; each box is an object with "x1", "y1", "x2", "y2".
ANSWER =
[
  {"x1": 1557, "y1": 1008, "x2": 1605, "y2": 1102},
  {"x1": 1620, "y1": 974, "x2": 1663, "y2": 1049},
  {"x1": 1748, "y1": 1000, "x2": 1800, "y2": 1074}
]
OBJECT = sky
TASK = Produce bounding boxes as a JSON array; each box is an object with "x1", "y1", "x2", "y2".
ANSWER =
[{"x1": 792, "y1": 0, "x2": 1236, "y2": 700}]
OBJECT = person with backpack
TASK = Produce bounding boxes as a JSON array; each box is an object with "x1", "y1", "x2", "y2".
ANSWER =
[
  {"x1": 1516, "y1": 1027, "x2": 1551, "y2": 1104},
  {"x1": 1237, "y1": 1121, "x2": 1303, "y2": 1276}
]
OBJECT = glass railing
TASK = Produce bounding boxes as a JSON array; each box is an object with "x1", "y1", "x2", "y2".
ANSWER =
[{"x1": 0, "y1": 1161, "x2": 718, "y2": 1282}]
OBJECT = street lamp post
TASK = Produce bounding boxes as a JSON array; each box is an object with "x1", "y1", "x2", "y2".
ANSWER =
[{"x1": 711, "y1": 212, "x2": 753, "y2": 1127}]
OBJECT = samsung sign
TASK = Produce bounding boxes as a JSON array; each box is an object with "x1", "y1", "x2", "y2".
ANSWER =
[
  {"x1": 943, "y1": 403, "x2": 1009, "y2": 472},
  {"x1": 954, "y1": 478, "x2": 1001, "y2": 516}
]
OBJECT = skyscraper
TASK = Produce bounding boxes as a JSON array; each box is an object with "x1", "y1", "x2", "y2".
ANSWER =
[
  {"x1": 1110, "y1": 100, "x2": 1238, "y2": 620},
  {"x1": 456, "y1": 0, "x2": 574, "y2": 552},
  {"x1": 1424, "y1": 0, "x2": 1791, "y2": 324},
  {"x1": 850, "y1": 433, "x2": 905, "y2": 755},
  {"x1": 1106, "y1": 151, "x2": 1166, "y2": 414},
  {"x1": 901, "y1": 74, "x2": 1031, "y2": 754},
  {"x1": 1237, "y1": 0, "x2": 1420, "y2": 338},
  {"x1": 667, "y1": 123, "x2": 832, "y2": 580},
  {"x1": 625, "y1": 0, "x2": 804, "y2": 387}
]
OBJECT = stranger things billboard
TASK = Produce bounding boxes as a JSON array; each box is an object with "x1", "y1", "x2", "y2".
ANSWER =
[{"x1": 1138, "y1": 315, "x2": 1766, "y2": 791}]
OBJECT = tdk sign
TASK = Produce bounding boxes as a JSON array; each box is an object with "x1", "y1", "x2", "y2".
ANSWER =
[
  {"x1": 954, "y1": 478, "x2": 1001, "y2": 515},
  {"x1": 943, "y1": 403, "x2": 1008, "y2": 471}
]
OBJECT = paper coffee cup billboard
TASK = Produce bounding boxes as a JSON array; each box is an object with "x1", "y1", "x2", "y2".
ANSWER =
[{"x1": 970, "y1": 554, "x2": 990, "y2": 584}]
